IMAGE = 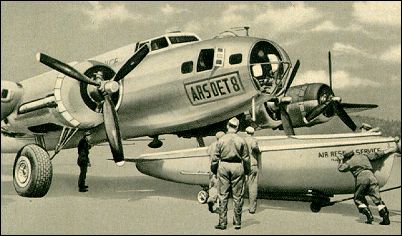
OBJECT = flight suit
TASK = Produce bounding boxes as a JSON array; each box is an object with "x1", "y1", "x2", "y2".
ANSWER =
[
  {"x1": 207, "y1": 141, "x2": 220, "y2": 213},
  {"x1": 338, "y1": 150, "x2": 390, "y2": 225},
  {"x1": 211, "y1": 132, "x2": 250, "y2": 228},
  {"x1": 77, "y1": 137, "x2": 91, "y2": 191},
  {"x1": 244, "y1": 135, "x2": 261, "y2": 214}
]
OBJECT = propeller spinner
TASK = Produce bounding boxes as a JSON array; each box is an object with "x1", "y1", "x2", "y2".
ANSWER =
[
  {"x1": 37, "y1": 45, "x2": 150, "y2": 166},
  {"x1": 303, "y1": 51, "x2": 357, "y2": 131}
]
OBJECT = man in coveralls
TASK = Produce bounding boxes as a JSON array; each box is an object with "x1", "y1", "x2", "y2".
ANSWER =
[
  {"x1": 207, "y1": 131, "x2": 225, "y2": 213},
  {"x1": 77, "y1": 132, "x2": 91, "y2": 192},
  {"x1": 211, "y1": 117, "x2": 250, "y2": 230},
  {"x1": 244, "y1": 126, "x2": 261, "y2": 214},
  {"x1": 337, "y1": 140, "x2": 400, "y2": 225}
]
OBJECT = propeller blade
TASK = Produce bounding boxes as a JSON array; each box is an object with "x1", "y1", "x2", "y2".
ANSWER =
[
  {"x1": 304, "y1": 100, "x2": 333, "y2": 123},
  {"x1": 333, "y1": 101, "x2": 357, "y2": 131},
  {"x1": 279, "y1": 104, "x2": 295, "y2": 136},
  {"x1": 113, "y1": 45, "x2": 150, "y2": 82},
  {"x1": 284, "y1": 60, "x2": 300, "y2": 95},
  {"x1": 341, "y1": 103, "x2": 378, "y2": 113},
  {"x1": 103, "y1": 95, "x2": 125, "y2": 166},
  {"x1": 328, "y1": 51, "x2": 332, "y2": 89},
  {"x1": 36, "y1": 53, "x2": 100, "y2": 86}
]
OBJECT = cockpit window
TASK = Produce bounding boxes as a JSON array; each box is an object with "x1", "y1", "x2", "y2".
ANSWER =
[
  {"x1": 136, "y1": 41, "x2": 149, "y2": 51},
  {"x1": 197, "y1": 49, "x2": 214, "y2": 72},
  {"x1": 169, "y1": 36, "x2": 199, "y2": 44},
  {"x1": 150, "y1": 37, "x2": 169, "y2": 51},
  {"x1": 250, "y1": 41, "x2": 289, "y2": 95}
]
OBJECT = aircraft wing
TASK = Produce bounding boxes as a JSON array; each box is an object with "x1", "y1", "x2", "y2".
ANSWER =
[{"x1": 341, "y1": 103, "x2": 378, "y2": 113}]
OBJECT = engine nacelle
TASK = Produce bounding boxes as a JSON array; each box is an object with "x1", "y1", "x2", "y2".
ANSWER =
[
  {"x1": 2, "y1": 60, "x2": 122, "y2": 135},
  {"x1": 1, "y1": 80, "x2": 23, "y2": 120},
  {"x1": 252, "y1": 83, "x2": 335, "y2": 130}
]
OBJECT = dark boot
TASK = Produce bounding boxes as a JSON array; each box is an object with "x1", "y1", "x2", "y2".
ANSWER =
[
  {"x1": 360, "y1": 208, "x2": 374, "y2": 224},
  {"x1": 208, "y1": 202, "x2": 214, "y2": 213},
  {"x1": 214, "y1": 224, "x2": 227, "y2": 230},
  {"x1": 379, "y1": 207, "x2": 390, "y2": 225}
]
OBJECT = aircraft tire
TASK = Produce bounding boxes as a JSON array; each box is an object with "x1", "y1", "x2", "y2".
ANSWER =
[
  {"x1": 13, "y1": 144, "x2": 53, "y2": 198},
  {"x1": 310, "y1": 202, "x2": 322, "y2": 213},
  {"x1": 197, "y1": 190, "x2": 209, "y2": 204}
]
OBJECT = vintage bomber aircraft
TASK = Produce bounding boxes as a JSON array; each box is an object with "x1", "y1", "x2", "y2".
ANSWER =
[
  {"x1": 1, "y1": 29, "x2": 380, "y2": 198},
  {"x1": 132, "y1": 132, "x2": 400, "y2": 212}
]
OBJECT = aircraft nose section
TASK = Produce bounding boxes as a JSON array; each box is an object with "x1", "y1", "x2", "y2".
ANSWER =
[
  {"x1": 136, "y1": 161, "x2": 164, "y2": 179},
  {"x1": 249, "y1": 40, "x2": 291, "y2": 95}
]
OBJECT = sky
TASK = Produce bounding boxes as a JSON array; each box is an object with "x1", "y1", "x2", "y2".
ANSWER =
[{"x1": 1, "y1": 1, "x2": 401, "y2": 120}]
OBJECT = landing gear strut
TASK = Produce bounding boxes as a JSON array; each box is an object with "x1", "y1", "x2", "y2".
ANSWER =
[{"x1": 13, "y1": 144, "x2": 52, "y2": 197}]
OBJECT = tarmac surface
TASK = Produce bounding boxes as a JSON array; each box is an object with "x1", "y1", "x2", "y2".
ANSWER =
[{"x1": 1, "y1": 136, "x2": 401, "y2": 235}]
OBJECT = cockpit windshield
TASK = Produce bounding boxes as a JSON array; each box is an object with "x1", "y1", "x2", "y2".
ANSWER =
[{"x1": 249, "y1": 41, "x2": 290, "y2": 95}]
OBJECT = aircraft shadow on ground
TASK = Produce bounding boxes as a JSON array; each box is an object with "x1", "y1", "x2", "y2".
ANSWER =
[{"x1": 1, "y1": 173, "x2": 202, "y2": 203}]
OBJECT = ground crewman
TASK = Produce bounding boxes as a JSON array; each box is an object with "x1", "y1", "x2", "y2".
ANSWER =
[
  {"x1": 77, "y1": 132, "x2": 91, "y2": 192},
  {"x1": 244, "y1": 126, "x2": 261, "y2": 214},
  {"x1": 337, "y1": 141, "x2": 400, "y2": 225},
  {"x1": 207, "y1": 131, "x2": 225, "y2": 213},
  {"x1": 211, "y1": 117, "x2": 250, "y2": 230}
]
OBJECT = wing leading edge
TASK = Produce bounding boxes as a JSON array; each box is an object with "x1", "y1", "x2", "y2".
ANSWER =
[{"x1": 342, "y1": 103, "x2": 378, "y2": 113}]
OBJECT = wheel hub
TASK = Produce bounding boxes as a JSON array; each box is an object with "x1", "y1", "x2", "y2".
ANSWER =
[{"x1": 15, "y1": 156, "x2": 31, "y2": 188}]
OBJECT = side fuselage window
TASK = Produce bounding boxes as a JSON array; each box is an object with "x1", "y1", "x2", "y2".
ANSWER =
[
  {"x1": 229, "y1": 53, "x2": 242, "y2": 65},
  {"x1": 181, "y1": 61, "x2": 193, "y2": 74},
  {"x1": 197, "y1": 49, "x2": 214, "y2": 72},
  {"x1": 1, "y1": 89, "x2": 9, "y2": 99}
]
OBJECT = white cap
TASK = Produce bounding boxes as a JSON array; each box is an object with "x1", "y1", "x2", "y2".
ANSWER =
[
  {"x1": 245, "y1": 126, "x2": 255, "y2": 134},
  {"x1": 228, "y1": 117, "x2": 239, "y2": 128}
]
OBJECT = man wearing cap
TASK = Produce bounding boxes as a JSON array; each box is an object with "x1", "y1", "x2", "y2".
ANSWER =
[
  {"x1": 77, "y1": 132, "x2": 92, "y2": 192},
  {"x1": 211, "y1": 117, "x2": 250, "y2": 230},
  {"x1": 207, "y1": 131, "x2": 225, "y2": 213},
  {"x1": 360, "y1": 123, "x2": 372, "y2": 132},
  {"x1": 360, "y1": 123, "x2": 380, "y2": 133},
  {"x1": 244, "y1": 126, "x2": 261, "y2": 214},
  {"x1": 337, "y1": 142, "x2": 400, "y2": 225}
]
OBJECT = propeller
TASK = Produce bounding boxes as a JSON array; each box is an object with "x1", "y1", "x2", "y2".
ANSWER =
[
  {"x1": 271, "y1": 59, "x2": 300, "y2": 136},
  {"x1": 303, "y1": 51, "x2": 357, "y2": 131},
  {"x1": 281, "y1": 60, "x2": 300, "y2": 135},
  {"x1": 283, "y1": 60, "x2": 300, "y2": 96},
  {"x1": 37, "y1": 53, "x2": 101, "y2": 86},
  {"x1": 37, "y1": 45, "x2": 150, "y2": 165},
  {"x1": 277, "y1": 97, "x2": 294, "y2": 136}
]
